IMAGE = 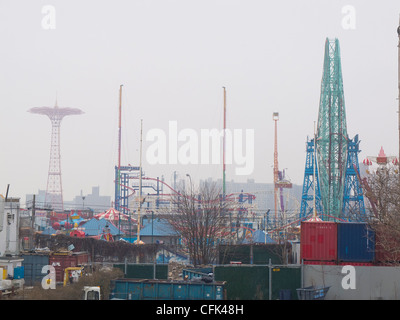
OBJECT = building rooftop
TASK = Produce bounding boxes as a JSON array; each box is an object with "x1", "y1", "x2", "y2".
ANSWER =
[
  {"x1": 140, "y1": 219, "x2": 178, "y2": 237},
  {"x1": 81, "y1": 218, "x2": 122, "y2": 236}
]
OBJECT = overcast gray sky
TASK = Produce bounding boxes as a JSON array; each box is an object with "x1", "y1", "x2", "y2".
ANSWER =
[{"x1": 0, "y1": 0, "x2": 399, "y2": 205}]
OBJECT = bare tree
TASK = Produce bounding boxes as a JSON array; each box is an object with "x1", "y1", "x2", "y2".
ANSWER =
[
  {"x1": 363, "y1": 166, "x2": 400, "y2": 264},
  {"x1": 166, "y1": 181, "x2": 233, "y2": 266}
]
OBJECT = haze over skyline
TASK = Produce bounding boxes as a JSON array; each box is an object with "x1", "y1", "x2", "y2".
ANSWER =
[{"x1": 1, "y1": 1, "x2": 399, "y2": 206}]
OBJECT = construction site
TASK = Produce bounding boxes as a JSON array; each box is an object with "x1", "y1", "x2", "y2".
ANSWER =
[{"x1": 1, "y1": 3, "x2": 400, "y2": 302}]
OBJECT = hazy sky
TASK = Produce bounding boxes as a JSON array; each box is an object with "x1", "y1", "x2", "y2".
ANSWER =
[{"x1": 0, "y1": 0, "x2": 399, "y2": 205}]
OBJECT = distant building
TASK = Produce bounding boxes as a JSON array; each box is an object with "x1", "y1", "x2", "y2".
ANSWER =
[
  {"x1": 67, "y1": 186, "x2": 111, "y2": 214},
  {"x1": 26, "y1": 186, "x2": 111, "y2": 214},
  {"x1": 25, "y1": 190, "x2": 47, "y2": 210},
  {"x1": 200, "y1": 177, "x2": 302, "y2": 217}
]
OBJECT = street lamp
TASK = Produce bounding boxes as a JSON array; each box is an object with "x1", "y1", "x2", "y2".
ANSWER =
[
  {"x1": 186, "y1": 174, "x2": 192, "y2": 188},
  {"x1": 186, "y1": 173, "x2": 194, "y2": 200},
  {"x1": 151, "y1": 210, "x2": 154, "y2": 244}
]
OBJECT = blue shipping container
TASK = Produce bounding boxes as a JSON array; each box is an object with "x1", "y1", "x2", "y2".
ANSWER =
[
  {"x1": 337, "y1": 223, "x2": 375, "y2": 262},
  {"x1": 22, "y1": 254, "x2": 50, "y2": 286},
  {"x1": 109, "y1": 278, "x2": 226, "y2": 300}
]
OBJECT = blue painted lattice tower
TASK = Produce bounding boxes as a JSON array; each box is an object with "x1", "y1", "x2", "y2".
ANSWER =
[
  {"x1": 300, "y1": 138, "x2": 323, "y2": 219},
  {"x1": 300, "y1": 135, "x2": 366, "y2": 221},
  {"x1": 342, "y1": 134, "x2": 366, "y2": 221},
  {"x1": 115, "y1": 165, "x2": 140, "y2": 215}
]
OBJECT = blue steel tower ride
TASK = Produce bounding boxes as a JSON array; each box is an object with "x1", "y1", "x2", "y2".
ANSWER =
[
  {"x1": 300, "y1": 38, "x2": 365, "y2": 221},
  {"x1": 342, "y1": 135, "x2": 366, "y2": 220}
]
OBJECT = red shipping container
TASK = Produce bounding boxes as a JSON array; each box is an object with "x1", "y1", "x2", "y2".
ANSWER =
[
  {"x1": 303, "y1": 260, "x2": 337, "y2": 265},
  {"x1": 49, "y1": 252, "x2": 89, "y2": 282},
  {"x1": 300, "y1": 221, "x2": 337, "y2": 262},
  {"x1": 338, "y1": 262, "x2": 373, "y2": 266}
]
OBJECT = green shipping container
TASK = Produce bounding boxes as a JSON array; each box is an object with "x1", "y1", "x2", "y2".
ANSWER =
[{"x1": 114, "y1": 263, "x2": 168, "y2": 280}]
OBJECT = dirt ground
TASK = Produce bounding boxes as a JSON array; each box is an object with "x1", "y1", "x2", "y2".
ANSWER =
[
  {"x1": 168, "y1": 261, "x2": 188, "y2": 280},
  {"x1": 3, "y1": 262, "x2": 197, "y2": 300}
]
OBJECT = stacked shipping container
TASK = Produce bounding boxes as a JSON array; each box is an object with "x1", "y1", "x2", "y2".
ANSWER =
[
  {"x1": 300, "y1": 221, "x2": 337, "y2": 264},
  {"x1": 300, "y1": 221, "x2": 376, "y2": 265},
  {"x1": 337, "y1": 222, "x2": 375, "y2": 265}
]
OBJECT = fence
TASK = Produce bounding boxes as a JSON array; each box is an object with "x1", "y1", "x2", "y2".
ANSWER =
[{"x1": 213, "y1": 260, "x2": 301, "y2": 300}]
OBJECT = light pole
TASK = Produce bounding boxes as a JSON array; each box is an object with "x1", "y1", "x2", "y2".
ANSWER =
[
  {"x1": 264, "y1": 209, "x2": 270, "y2": 245},
  {"x1": 186, "y1": 174, "x2": 193, "y2": 197},
  {"x1": 151, "y1": 210, "x2": 154, "y2": 244},
  {"x1": 186, "y1": 174, "x2": 195, "y2": 218}
]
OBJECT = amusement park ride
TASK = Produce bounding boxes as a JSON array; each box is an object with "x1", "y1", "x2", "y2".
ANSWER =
[
  {"x1": 300, "y1": 38, "x2": 367, "y2": 222},
  {"x1": 300, "y1": 36, "x2": 400, "y2": 223},
  {"x1": 364, "y1": 146, "x2": 398, "y2": 168}
]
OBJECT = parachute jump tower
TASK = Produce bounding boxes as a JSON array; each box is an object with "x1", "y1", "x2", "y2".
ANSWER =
[
  {"x1": 29, "y1": 100, "x2": 83, "y2": 212},
  {"x1": 300, "y1": 38, "x2": 365, "y2": 221}
]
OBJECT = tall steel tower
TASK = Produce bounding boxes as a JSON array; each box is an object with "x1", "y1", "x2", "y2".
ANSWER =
[
  {"x1": 29, "y1": 100, "x2": 83, "y2": 211},
  {"x1": 316, "y1": 38, "x2": 348, "y2": 220},
  {"x1": 342, "y1": 134, "x2": 366, "y2": 220},
  {"x1": 300, "y1": 137, "x2": 323, "y2": 219},
  {"x1": 301, "y1": 38, "x2": 366, "y2": 222}
]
